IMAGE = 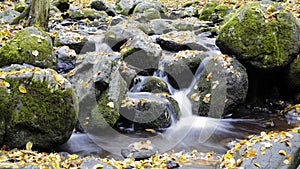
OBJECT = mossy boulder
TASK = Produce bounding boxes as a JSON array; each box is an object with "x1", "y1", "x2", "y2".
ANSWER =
[
  {"x1": 69, "y1": 8, "x2": 108, "y2": 20},
  {"x1": 115, "y1": 0, "x2": 141, "y2": 16},
  {"x1": 199, "y1": 2, "x2": 217, "y2": 21},
  {"x1": 130, "y1": 76, "x2": 169, "y2": 93},
  {"x1": 67, "y1": 52, "x2": 126, "y2": 131},
  {"x1": 119, "y1": 93, "x2": 180, "y2": 129},
  {"x1": 188, "y1": 55, "x2": 248, "y2": 117},
  {"x1": 0, "y1": 65, "x2": 77, "y2": 149},
  {"x1": 134, "y1": 8, "x2": 161, "y2": 23},
  {"x1": 14, "y1": 1, "x2": 28, "y2": 13},
  {"x1": 0, "y1": 27, "x2": 55, "y2": 69},
  {"x1": 216, "y1": 2, "x2": 300, "y2": 72},
  {"x1": 133, "y1": 1, "x2": 165, "y2": 14},
  {"x1": 120, "y1": 33, "x2": 162, "y2": 70}
]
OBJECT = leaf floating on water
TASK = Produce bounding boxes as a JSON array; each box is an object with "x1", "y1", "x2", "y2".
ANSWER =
[
  {"x1": 26, "y1": 141, "x2": 33, "y2": 151},
  {"x1": 18, "y1": 85, "x2": 27, "y2": 93}
]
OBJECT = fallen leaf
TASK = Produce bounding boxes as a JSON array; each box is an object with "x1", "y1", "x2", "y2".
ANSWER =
[
  {"x1": 32, "y1": 50, "x2": 39, "y2": 57},
  {"x1": 19, "y1": 85, "x2": 27, "y2": 93},
  {"x1": 279, "y1": 150, "x2": 287, "y2": 156},
  {"x1": 26, "y1": 141, "x2": 33, "y2": 151},
  {"x1": 254, "y1": 161, "x2": 261, "y2": 168}
]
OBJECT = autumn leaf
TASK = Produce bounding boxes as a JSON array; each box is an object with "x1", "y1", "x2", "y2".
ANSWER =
[
  {"x1": 254, "y1": 161, "x2": 261, "y2": 168},
  {"x1": 26, "y1": 141, "x2": 33, "y2": 151},
  {"x1": 19, "y1": 85, "x2": 27, "y2": 93},
  {"x1": 279, "y1": 150, "x2": 287, "y2": 156}
]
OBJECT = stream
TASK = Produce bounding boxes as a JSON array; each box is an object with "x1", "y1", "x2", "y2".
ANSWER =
[{"x1": 56, "y1": 32, "x2": 300, "y2": 165}]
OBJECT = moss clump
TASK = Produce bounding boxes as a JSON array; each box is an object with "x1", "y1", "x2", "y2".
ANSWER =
[
  {"x1": 199, "y1": 2, "x2": 217, "y2": 21},
  {"x1": 0, "y1": 27, "x2": 55, "y2": 69},
  {"x1": 216, "y1": 2, "x2": 300, "y2": 71},
  {"x1": 0, "y1": 69, "x2": 77, "y2": 149},
  {"x1": 14, "y1": 1, "x2": 28, "y2": 13},
  {"x1": 90, "y1": 89, "x2": 120, "y2": 129}
]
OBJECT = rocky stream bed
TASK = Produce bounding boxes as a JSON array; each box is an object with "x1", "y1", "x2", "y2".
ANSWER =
[{"x1": 0, "y1": 0, "x2": 300, "y2": 168}]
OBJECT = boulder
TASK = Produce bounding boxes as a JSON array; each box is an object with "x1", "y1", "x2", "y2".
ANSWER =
[
  {"x1": 115, "y1": 0, "x2": 142, "y2": 16},
  {"x1": 14, "y1": 1, "x2": 28, "y2": 13},
  {"x1": 0, "y1": 27, "x2": 55, "y2": 69},
  {"x1": 133, "y1": 1, "x2": 165, "y2": 14},
  {"x1": 159, "y1": 50, "x2": 209, "y2": 89},
  {"x1": 121, "y1": 140, "x2": 157, "y2": 159},
  {"x1": 54, "y1": 31, "x2": 88, "y2": 54},
  {"x1": 149, "y1": 19, "x2": 176, "y2": 35},
  {"x1": 120, "y1": 33, "x2": 162, "y2": 70},
  {"x1": 55, "y1": 46, "x2": 76, "y2": 74},
  {"x1": 104, "y1": 21, "x2": 145, "y2": 51},
  {"x1": 53, "y1": 0, "x2": 70, "y2": 12},
  {"x1": 133, "y1": 8, "x2": 161, "y2": 23},
  {"x1": 216, "y1": 2, "x2": 300, "y2": 72},
  {"x1": 199, "y1": 2, "x2": 217, "y2": 21},
  {"x1": 90, "y1": 0, "x2": 116, "y2": 16},
  {"x1": 188, "y1": 55, "x2": 248, "y2": 117},
  {"x1": 220, "y1": 128, "x2": 300, "y2": 169},
  {"x1": 80, "y1": 158, "x2": 115, "y2": 169},
  {"x1": 69, "y1": 8, "x2": 108, "y2": 20},
  {"x1": 135, "y1": 76, "x2": 169, "y2": 94},
  {"x1": 119, "y1": 93, "x2": 180, "y2": 129},
  {"x1": 67, "y1": 52, "x2": 126, "y2": 131},
  {"x1": 0, "y1": 65, "x2": 77, "y2": 149},
  {"x1": 156, "y1": 31, "x2": 208, "y2": 52}
]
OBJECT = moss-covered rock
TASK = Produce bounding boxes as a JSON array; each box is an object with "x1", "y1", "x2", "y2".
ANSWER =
[
  {"x1": 141, "y1": 76, "x2": 169, "y2": 93},
  {"x1": 14, "y1": 1, "x2": 28, "y2": 13},
  {"x1": 0, "y1": 65, "x2": 77, "y2": 149},
  {"x1": 133, "y1": 1, "x2": 165, "y2": 14},
  {"x1": 69, "y1": 8, "x2": 108, "y2": 20},
  {"x1": 199, "y1": 2, "x2": 217, "y2": 21},
  {"x1": 120, "y1": 33, "x2": 161, "y2": 70},
  {"x1": 188, "y1": 55, "x2": 248, "y2": 117},
  {"x1": 216, "y1": 2, "x2": 300, "y2": 72},
  {"x1": 115, "y1": 0, "x2": 141, "y2": 16},
  {"x1": 0, "y1": 27, "x2": 55, "y2": 69},
  {"x1": 134, "y1": 8, "x2": 161, "y2": 23}
]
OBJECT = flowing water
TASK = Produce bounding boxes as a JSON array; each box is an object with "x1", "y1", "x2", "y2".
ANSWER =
[{"x1": 57, "y1": 33, "x2": 298, "y2": 163}]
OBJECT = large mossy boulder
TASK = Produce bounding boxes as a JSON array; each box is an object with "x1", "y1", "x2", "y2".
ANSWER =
[
  {"x1": 188, "y1": 55, "x2": 248, "y2": 117},
  {"x1": 68, "y1": 52, "x2": 127, "y2": 131},
  {"x1": 0, "y1": 27, "x2": 55, "y2": 69},
  {"x1": 0, "y1": 65, "x2": 77, "y2": 149},
  {"x1": 216, "y1": 2, "x2": 300, "y2": 72}
]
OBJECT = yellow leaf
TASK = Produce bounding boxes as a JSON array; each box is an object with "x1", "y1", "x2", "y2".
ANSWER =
[
  {"x1": 254, "y1": 161, "x2": 261, "y2": 168},
  {"x1": 53, "y1": 74, "x2": 64, "y2": 84},
  {"x1": 279, "y1": 150, "x2": 287, "y2": 156},
  {"x1": 93, "y1": 164, "x2": 103, "y2": 169},
  {"x1": 19, "y1": 85, "x2": 27, "y2": 94},
  {"x1": 145, "y1": 129, "x2": 155, "y2": 132},
  {"x1": 26, "y1": 141, "x2": 33, "y2": 151}
]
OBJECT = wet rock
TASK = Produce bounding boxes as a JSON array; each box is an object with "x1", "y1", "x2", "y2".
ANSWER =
[
  {"x1": 0, "y1": 26, "x2": 55, "y2": 69},
  {"x1": 220, "y1": 128, "x2": 300, "y2": 169},
  {"x1": 133, "y1": 8, "x2": 161, "y2": 23},
  {"x1": 69, "y1": 8, "x2": 108, "y2": 20},
  {"x1": 133, "y1": 1, "x2": 165, "y2": 14},
  {"x1": 55, "y1": 46, "x2": 76, "y2": 74},
  {"x1": 156, "y1": 31, "x2": 208, "y2": 52},
  {"x1": 285, "y1": 55, "x2": 300, "y2": 92},
  {"x1": 120, "y1": 33, "x2": 162, "y2": 70},
  {"x1": 119, "y1": 61, "x2": 137, "y2": 86},
  {"x1": 211, "y1": 4, "x2": 230, "y2": 23},
  {"x1": 216, "y1": 2, "x2": 300, "y2": 72},
  {"x1": 172, "y1": 17, "x2": 212, "y2": 32},
  {"x1": 54, "y1": 31, "x2": 88, "y2": 54},
  {"x1": 119, "y1": 93, "x2": 180, "y2": 129},
  {"x1": 115, "y1": 0, "x2": 141, "y2": 16},
  {"x1": 0, "y1": 9, "x2": 20, "y2": 23},
  {"x1": 80, "y1": 158, "x2": 115, "y2": 169},
  {"x1": 121, "y1": 140, "x2": 157, "y2": 159},
  {"x1": 149, "y1": 19, "x2": 176, "y2": 35},
  {"x1": 67, "y1": 52, "x2": 126, "y2": 131},
  {"x1": 188, "y1": 55, "x2": 248, "y2": 117},
  {"x1": 105, "y1": 21, "x2": 145, "y2": 51},
  {"x1": 90, "y1": 0, "x2": 116, "y2": 16},
  {"x1": 109, "y1": 15, "x2": 127, "y2": 26},
  {"x1": 139, "y1": 76, "x2": 169, "y2": 93},
  {"x1": 160, "y1": 50, "x2": 209, "y2": 89},
  {"x1": 199, "y1": 2, "x2": 217, "y2": 21},
  {"x1": 0, "y1": 65, "x2": 77, "y2": 149},
  {"x1": 53, "y1": 0, "x2": 70, "y2": 12}
]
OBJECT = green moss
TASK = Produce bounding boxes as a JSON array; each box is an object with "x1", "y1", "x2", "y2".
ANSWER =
[
  {"x1": 216, "y1": 3, "x2": 298, "y2": 71},
  {"x1": 15, "y1": 1, "x2": 28, "y2": 13},
  {"x1": 1, "y1": 75, "x2": 77, "y2": 148},
  {"x1": 199, "y1": 2, "x2": 217, "y2": 21},
  {"x1": 90, "y1": 89, "x2": 119, "y2": 129},
  {"x1": 0, "y1": 27, "x2": 54, "y2": 69},
  {"x1": 141, "y1": 77, "x2": 169, "y2": 93},
  {"x1": 214, "y1": 4, "x2": 229, "y2": 18}
]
